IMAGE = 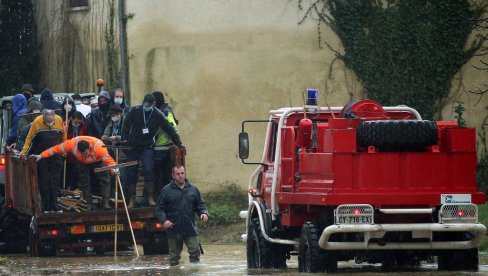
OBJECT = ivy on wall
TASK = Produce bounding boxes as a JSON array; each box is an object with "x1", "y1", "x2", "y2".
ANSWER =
[
  {"x1": 299, "y1": 0, "x2": 487, "y2": 119},
  {"x1": 0, "y1": 0, "x2": 39, "y2": 96}
]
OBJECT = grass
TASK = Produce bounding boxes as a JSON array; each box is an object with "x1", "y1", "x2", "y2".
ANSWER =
[{"x1": 478, "y1": 203, "x2": 488, "y2": 251}]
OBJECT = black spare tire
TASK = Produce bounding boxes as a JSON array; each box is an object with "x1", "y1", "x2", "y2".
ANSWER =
[{"x1": 357, "y1": 120, "x2": 438, "y2": 151}]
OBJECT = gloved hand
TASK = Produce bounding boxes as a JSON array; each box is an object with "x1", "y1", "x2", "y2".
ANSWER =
[
  {"x1": 31, "y1": 154, "x2": 42, "y2": 161},
  {"x1": 113, "y1": 168, "x2": 120, "y2": 176}
]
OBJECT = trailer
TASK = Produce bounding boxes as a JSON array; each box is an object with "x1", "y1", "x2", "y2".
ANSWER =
[
  {"x1": 3, "y1": 147, "x2": 167, "y2": 256},
  {"x1": 239, "y1": 98, "x2": 486, "y2": 272}
]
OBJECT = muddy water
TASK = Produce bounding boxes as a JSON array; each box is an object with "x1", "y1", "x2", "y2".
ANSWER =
[{"x1": 3, "y1": 244, "x2": 488, "y2": 275}]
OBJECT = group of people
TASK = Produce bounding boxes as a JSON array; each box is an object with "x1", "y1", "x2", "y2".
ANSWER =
[{"x1": 4, "y1": 84, "x2": 209, "y2": 265}]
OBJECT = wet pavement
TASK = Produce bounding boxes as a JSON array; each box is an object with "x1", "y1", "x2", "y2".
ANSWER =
[{"x1": 2, "y1": 244, "x2": 488, "y2": 275}]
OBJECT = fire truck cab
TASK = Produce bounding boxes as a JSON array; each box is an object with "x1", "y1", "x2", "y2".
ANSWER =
[{"x1": 239, "y1": 96, "x2": 486, "y2": 272}]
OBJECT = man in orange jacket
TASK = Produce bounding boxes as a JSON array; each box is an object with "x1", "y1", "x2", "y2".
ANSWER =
[{"x1": 34, "y1": 136, "x2": 116, "y2": 210}]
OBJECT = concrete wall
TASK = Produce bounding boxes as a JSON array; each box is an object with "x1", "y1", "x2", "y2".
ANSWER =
[
  {"x1": 125, "y1": 0, "x2": 363, "y2": 191},
  {"x1": 34, "y1": 0, "x2": 488, "y2": 191}
]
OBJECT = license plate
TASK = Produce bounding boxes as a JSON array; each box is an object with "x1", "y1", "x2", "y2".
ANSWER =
[
  {"x1": 92, "y1": 224, "x2": 124, "y2": 232},
  {"x1": 337, "y1": 216, "x2": 372, "y2": 224}
]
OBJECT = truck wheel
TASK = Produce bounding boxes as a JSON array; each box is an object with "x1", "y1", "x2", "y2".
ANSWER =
[
  {"x1": 247, "y1": 218, "x2": 272, "y2": 268},
  {"x1": 357, "y1": 120, "x2": 438, "y2": 151},
  {"x1": 37, "y1": 239, "x2": 57, "y2": 257},
  {"x1": 299, "y1": 221, "x2": 337, "y2": 273},
  {"x1": 438, "y1": 248, "x2": 478, "y2": 271},
  {"x1": 143, "y1": 232, "x2": 169, "y2": 255}
]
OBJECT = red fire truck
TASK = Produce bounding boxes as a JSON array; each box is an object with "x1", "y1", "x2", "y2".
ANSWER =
[{"x1": 239, "y1": 97, "x2": 486, "y2": 272}]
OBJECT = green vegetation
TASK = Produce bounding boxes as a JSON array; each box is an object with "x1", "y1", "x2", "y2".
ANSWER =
[
  {"x1": 198, "y1": 183, "x2": 248, "y2": 243},
  {"x1": 0, "y1": 0, "x2": 39, "y2": 96},
  {"x1": 299, "y1": 0, "x2": 487, "y2": 120},
  {"x1": 477, "y1": 204, "x2": 488, "y2": 251}
]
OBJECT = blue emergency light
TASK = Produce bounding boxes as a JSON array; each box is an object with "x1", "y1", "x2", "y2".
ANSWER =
[{"x1": 306, "y1": 89, "x2": 318, "y2": 105}]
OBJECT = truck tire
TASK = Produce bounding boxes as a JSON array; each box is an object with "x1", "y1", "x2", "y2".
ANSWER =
[
  {"x1": 357, "y1": 120, "x2": 438, "y2": 151},
  {"x1": 28, "y1": 218, "x2": 55, "y2": 257},
  {"x1": 247, "y1": 218, "x2": 272, "y2": 268},
  {"x1": 143, "y1": 232, "x2": 169, "y2": 255},
  {"x1": 438, "y1": 248, "x2": 478, "y2": 271},
  {"x1": 299, "y1": 221, "x2": 337, "y2": 273}
]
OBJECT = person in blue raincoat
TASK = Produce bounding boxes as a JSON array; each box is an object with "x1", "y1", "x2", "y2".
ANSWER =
[
  {"x1": 6, "y1": 94, "x2": 27, "y2": 146},
  {"x1": 156, "y1": 165, "x2": 209, "y2": 266}
]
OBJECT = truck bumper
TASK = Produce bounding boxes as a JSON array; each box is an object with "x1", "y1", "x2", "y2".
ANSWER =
[{"x1": 319, "y1": 223, "x2": 487, "y2": 250}]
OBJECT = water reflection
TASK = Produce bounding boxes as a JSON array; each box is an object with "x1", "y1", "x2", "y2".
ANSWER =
[{"x1": 2, "y1": 244, "x2": 488, "y2": 275}]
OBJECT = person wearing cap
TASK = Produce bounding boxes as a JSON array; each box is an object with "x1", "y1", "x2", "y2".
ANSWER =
[
  {"x1": 61, "y1": 95, "x2": 77, "y2": 122},
  {"x1": 87, "y1": 91, "x2": 111, "y2": 138},
  {"x1": 121, "y1": 93, "x2": 183, "y2": 207},
  {"x1": 21, "y1": 109, "x2": 66, "y2": 213},
  {"x1": 6, "y1": 94, "x2": 27, "y2": 147},
  {"x1": 16, "y1": 99, "x2": 43, "y2": 150},
  {"x1": 21, "y1": 83, "x2": 35, "y2": 101},
  {"x1": 90, "y1": 96, "x2": 99, "y2": 110}
]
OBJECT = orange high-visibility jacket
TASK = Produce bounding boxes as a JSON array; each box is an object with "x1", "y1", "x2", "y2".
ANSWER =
[{"x1": 40, "y1": 136, "x2": 116, "y2": 166}]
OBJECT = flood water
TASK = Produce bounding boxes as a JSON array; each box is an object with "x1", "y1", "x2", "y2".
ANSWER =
[{"x1": 2, "y1": 244, "x2": 488, "y2": 275}]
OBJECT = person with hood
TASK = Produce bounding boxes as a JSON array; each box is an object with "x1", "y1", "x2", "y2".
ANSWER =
[
  {"x1": 16, "y1": 99, "x2": 43, "y2": 150},
  {"x1": 61, "y1": 95, "x2": 76, "y2": 122},
  {"x1": 21, "y1": 83, "x2": 35, "y2": 101},
  {"x1": 40, "y1": 88, "x2": 62, "y2": 111},
  {"x1": 6, "y1": 94, "x2": 27, "y2": 146},
  {"x1": 110, "y1": 88, "x2": 130, "y2": 116},
  {"x1": 152, "y1": 91, "x2": 179, "y2": 198},
  {"x1": 87, "y1": 91, "x2": 111, "y2": 138}
]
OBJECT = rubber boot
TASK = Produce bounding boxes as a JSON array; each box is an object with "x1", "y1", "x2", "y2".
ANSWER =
[
  {"x1": 127, "y1": 185, "x2": 136, "y2": 208},
  {"x1": 100, "y1": 182, "x2": 111, "y2": 210},
  {"x1": 51, "y1": 192, "x2": 62, "y2": 213},
  {"x1": 80, "y1": 183, "x2": 92, "y2": 211},
  {"x1": 41, "y1": 191, "x2": 50, "y2": 213},
  {"x1": 145, "y1": 182, "x2": 156, "y2": 207}
]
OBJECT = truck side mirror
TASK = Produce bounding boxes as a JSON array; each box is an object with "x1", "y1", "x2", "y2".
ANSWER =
[{"x1": 239, "y1": 132, "x2": 249, "y2": 159}]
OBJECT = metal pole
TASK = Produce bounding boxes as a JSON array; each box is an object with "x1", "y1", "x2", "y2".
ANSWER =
[{"x1": 63, "y1": 97, "x2": 68, "y2": 190}]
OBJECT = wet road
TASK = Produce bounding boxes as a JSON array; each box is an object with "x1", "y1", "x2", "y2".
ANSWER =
[{"x1": 2, "y1": 244, "x2": 488, "y2": 275}]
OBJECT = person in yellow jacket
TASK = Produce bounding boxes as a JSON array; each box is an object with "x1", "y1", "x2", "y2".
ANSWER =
[
  {"x1": 35, "y1": 136, "x2": 117, "y2": 210},
  {"x1": 20, "y1": 109, "x2": 66, "y2": 213},
  {"x1": 152, "y1": 91, "x2": 179, "y2": 204}
]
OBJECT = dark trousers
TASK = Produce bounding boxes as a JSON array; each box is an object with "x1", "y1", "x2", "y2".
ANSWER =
[
  {"x1": 66, "y1": 161, "x2": 79, "y2": 190},
  {"x1": 37, "y1": 156, "x2": 63, "y2": 211},
  {"x1": 77, "y1": 161, "x2": 111, "y2": 201},
  {"x1": 153, "y1": 149, "x2": 173, "y2": 198},
  {"x1": 168, "y1": 235, "x2": 200, "y2": 264},
  {"x1": 126, "y1": 148, "x2": 154, "y2": 186}
]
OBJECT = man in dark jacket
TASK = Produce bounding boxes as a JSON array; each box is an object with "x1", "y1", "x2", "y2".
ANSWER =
[
  {"x1": 156, "y1": 165, "x2": 208, "y2": 266},
  {"x1": 109, "y1": 88, "x2": 130, "y2": 116},
  {"x1": 121, "y1": 93, "x2": 183, "y2": 208},
  {"x1": 87, "y1": 91, "x2": 111, "y2": 138}
]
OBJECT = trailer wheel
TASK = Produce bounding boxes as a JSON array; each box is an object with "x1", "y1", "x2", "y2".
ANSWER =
[
  {"x1": 299, "y1": 221, "x2": 337, "y2": 273},
  {"x1": 143, "y1": 232, "x2": 169, "y2": 255},
  {"x1": 438, "y1": 248, "x2": 478, "y2": 271},
  {"x1": 357, "y1": 120, "x2": 438, "y2": 151},
  {"x1": 247, "y1": 218, "x2": 272, "y2": 268}
]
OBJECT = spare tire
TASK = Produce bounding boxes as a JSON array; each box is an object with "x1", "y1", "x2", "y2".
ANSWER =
[{"x1": 357, "y1": 120, "x2": 438, "y2": 151}]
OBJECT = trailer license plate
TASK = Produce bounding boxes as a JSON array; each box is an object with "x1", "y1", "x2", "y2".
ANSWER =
[
  {"x1": 337, "y1": 216, "x2": 372, "y2": 224},
  {"x1": 93, "y1": 224, "x2": 124, "y2": 232}
]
